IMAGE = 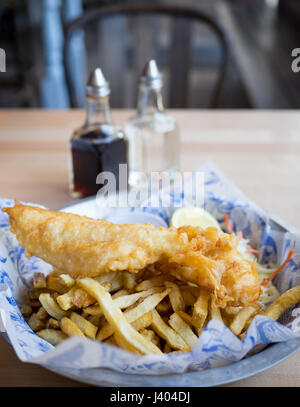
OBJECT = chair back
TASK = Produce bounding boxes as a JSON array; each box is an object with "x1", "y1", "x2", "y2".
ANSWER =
[{"x1": 64, "y1": 3, "x2": 230, "y2": 108}]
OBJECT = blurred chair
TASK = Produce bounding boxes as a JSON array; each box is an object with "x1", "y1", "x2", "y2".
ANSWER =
[{"x1": 64, "y1": 3, "x2": 230, "y2": 108}]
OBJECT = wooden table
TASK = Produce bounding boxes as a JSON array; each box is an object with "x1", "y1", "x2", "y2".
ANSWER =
[{"x1": 0, "y1": 109, "x2": 300, "y2": 387}]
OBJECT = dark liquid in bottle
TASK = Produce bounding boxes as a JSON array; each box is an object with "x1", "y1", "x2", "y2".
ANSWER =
[{"x1": 71, "y1": 125, "x2": 128, "y2": 198}]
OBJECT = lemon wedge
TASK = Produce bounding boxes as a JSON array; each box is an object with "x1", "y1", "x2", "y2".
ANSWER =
[{"x1": 170, "y1": 207, "x2": 221, "y2": 230}]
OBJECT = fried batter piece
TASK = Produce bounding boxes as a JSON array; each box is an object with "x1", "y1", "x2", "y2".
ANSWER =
[
  {"x1": 3, "y1": 203, "x2": 261, "y2": 306},
  {"x1": 167, "y1": 226, "x2": 261, "y2": 306}
]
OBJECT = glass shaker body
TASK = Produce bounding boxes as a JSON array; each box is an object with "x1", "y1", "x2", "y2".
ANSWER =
[
  {"x1": 69, "y1": 94, "x2": 128, "y2": 199},
  {"x1": 125, "y1": 87, "x2": 180, "y2": 190}
]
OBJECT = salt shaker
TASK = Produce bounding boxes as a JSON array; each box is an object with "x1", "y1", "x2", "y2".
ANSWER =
[{"x1": 125, "y1": 60, "x2": 180, "y2": 190}]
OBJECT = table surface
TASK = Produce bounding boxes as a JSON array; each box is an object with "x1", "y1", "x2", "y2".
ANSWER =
[{"x1": 1, "y1": 109, "x2": 300, "y2": 387}]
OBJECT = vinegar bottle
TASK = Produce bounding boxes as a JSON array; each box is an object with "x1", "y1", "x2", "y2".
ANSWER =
[{"x1": 69, "y1": 68, "x2": 128, "y2": 198}]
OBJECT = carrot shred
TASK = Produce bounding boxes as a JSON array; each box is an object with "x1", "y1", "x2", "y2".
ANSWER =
[
  {"x1": 245, "y1": 249, "x2": 260, "y2": 254},
  {"x1": 237, "y1": 231, "x2": 243, "y2": 239},
  {"x1": 261, "y1": 249, "x2": 294, "y2": 287},
  {"x1": 224, "y1": 213, "x2": 233, "y2": 234}
]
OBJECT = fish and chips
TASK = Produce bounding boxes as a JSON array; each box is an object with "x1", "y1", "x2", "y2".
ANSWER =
[{"x1": 3, "y1": 202, "x2": 300, "y2": 355}]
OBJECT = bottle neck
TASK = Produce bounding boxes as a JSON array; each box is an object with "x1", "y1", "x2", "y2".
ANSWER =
[
  {"x1": 84, "y1": 95, "x2": 112, "y2": 128},
  {"x1": 137, "y1": 86, "x2": 164, "y2": 116}
]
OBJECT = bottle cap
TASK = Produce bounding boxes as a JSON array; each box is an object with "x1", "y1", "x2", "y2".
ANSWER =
[
  {"x1": 139, "y1": 60, "x2": 163, "y2": 89},
  {"x1": 86, "y1": 67, "x2": 110, "y2": 97}
]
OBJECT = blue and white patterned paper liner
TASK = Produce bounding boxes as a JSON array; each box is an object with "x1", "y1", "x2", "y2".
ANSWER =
[{"x1": 0, "y1": 161, "x2": 300, "y2": 374}]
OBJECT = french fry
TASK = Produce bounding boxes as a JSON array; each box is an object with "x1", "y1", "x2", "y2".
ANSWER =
[
  {"x1": 95, "y1": 315, "x2": 106, "y2": 331},
  {"x1": 60, "y1": 317, "x2": 85, "y2": 337},
  {"x1": 113, "y1": 331, "x2": 141, "y2": 354},
  {"x1": 165, "y1": 281, "x2": 185, "y2": 312},
  {"x1": 109, "y1": 275, "x2": 124, "y2": 292},
  {"x1": 180, "y1": 287, "x2": 197, "y2": 306},
  {"x1": 131, "y1": 312, "x2": 153, "y2": 331},
  {"x1": 230, "y1": 306, "x2": 258, "y2": 336},
  {"x1": 104, "y1": 336, "x2": 117, "y2": 346},
  {"x1": 51, "y1": 292, "x2": 59, "y2": 301},
  {"x1": 37, "y1": 329, "x2": 67, "y2": 345},
  {"x1": 192, "y1": 290, "x2": 210, "y2": 329},
  {"x1": 46, "y1": 318, "x2": 60, "y2": 330},
  {"x1": 94, "y1": 271, "x2": 123, "y2": 292},
  {"x1": 209, "y1": 296, "x2": 223, "y2": 322},
  {"x1": 195, "y1": 327, "x2": 204, "y2": 337},
  {"x1": 20, "y1": 304, "x2": 32, "y2": 317},
  {"x1": 87, "y1": 314, "x2": 101, "y2": 327},
  {"x1": 56, "y1": 287, "x2": 77, "y2": 311},
  {"x1": 123, "y1": 289, "x2": 170, "y2": 322},
  {"x1": 177, "y1": 311, "x2": 198, "y2": 329},
  {"x1": 59, "y1": 274, "x2": 75, "y2": 288},
  {"x1": 139, "y1": 328, "x2": 155, "y2": 341},
  {"x1": 123, "y1": 271, "x2": 137, "y2": 290},
  {"x1": 28, "y1": 288, "x2": 47, "y2": 300},
  {"x1": 163, "y1": 342, "x2": 172, "y2": 353},
  {"x1": 223, "y1": 306, "x2": 242, "y2": 316},
  {"x1": 83, "y1": 304, "x2": 103, "y2": 316},
  {"x1": 36, "y1": 306, "x2": 49, "y2": 321},
  {"x1": 265, "y1": 286, "x2": 300, "y2": 321},
  {"x1": 156, "y1": 300, "x2": 171, "y2": 313},
  {"x1": 168, "y1": 313, "x2": 198, "y2": 348},
  {"x1": 101, "y1": 282, "x2": 113, "y2": 292},
  {"x1": 78, "y1": 278, "x2": 162, "y2": 354},
  {"x1": 70, "y1": 312, "x2": 98, "y2": 339},
  {"x1": 114, "y1": 291, "x2": 155, "y2": 309},
  {"x1": 97, "y1": 323, "x2": 114, "y2": 341},
  {"x1": 72, "y1": 288, "x2": 96, "y2": 308},
  {"x1": 28, "y1": 299, "x2": 42, "y2": 308},
  {"x1": 240, "y1": 309, "x2": 264, "y2": 336},
  {"x1": 47, "y1": 269, "x2": 62, "y2": 277},
  {"x1": 33, "y1": 272, "x2": 46, "y2": 289},
  {"x1": 140, "y1": 329, "x2": 160, "y2": 347},
  {"x1": 151, "y1": 309, "x2": 190, "y2": 351},
  {"x1": 28, "y1": 313, "x2": 46, "y2": 332},
  {"x1": 135, "y1": 275, "x2": 172, "y2": 291},
  {"x1": 39, "y1": 293, "x2": 66, "y2": 320},
  {"x1": 140, "y1": 286, "x2": 166, "y2": 296},
  {"x1": 46, "y1": 274, "x2": 69, "y2": 294},
  {"x1": 112, "y1": 289, "x2": 130, "y2": 299},
  {"x1": 94, "y1": 270, "x2": 119, "y2": 284},
  {"x1": 97, "y1": 310, "x2": 158, "y2": 345},
  {"x1": 142, "y1": 264, "x2": 160, "y2": 279}
]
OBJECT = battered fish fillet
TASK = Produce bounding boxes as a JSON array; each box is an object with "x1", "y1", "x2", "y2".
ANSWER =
[{"x1": 3, "y1": 203, "x2": 261, "y2": 306}]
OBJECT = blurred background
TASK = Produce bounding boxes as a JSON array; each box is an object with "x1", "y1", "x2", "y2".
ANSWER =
[{"x1": 0, "y1": 0, "x2": 299, "y2": 109}]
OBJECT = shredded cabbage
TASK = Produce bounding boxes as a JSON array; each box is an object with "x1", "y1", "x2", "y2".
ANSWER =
[{"x1": 237, "y1": 237, "x2": 280, "y2": 307}]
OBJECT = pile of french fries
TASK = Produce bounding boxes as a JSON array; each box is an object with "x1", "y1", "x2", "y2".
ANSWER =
[{"x1": 20, "y1": 268, "x2": 300, "y2": 355}]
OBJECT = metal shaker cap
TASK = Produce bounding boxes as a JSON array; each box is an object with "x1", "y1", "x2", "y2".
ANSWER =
[
  {"x1": 86, "y1": 67, "x2": 110, "y2": 97},
  {"x1": 139, "y1": 60, "x2": 163, "y2": 89}
]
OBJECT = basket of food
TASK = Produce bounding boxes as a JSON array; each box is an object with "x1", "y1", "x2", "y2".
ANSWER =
[{"x1": 0, "y1": 162, "x2": 299, "y2": 384}]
